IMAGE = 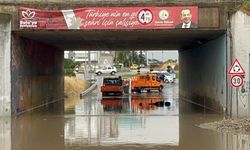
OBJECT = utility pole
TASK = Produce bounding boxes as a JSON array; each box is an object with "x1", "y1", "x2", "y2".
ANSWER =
[
  {"x1": 162, "y1": 50, "x2": 164, "y2": 63},
  {"x1": 131, "y1": 50, "x2": 134, "y2": 66},
  {"x1": 97, "y1": 51, "x2": 100, "y2": 65},
  {"x1": 84, "y1": 51, "x2": 89, "y2": 79},
  {"x1": 150, "y1": 52, "x2": 154, "y2": 71},
  {"x1": 114, "y1": 51, "x2": 116, "y2": 65},
  {"x1": 139, "y1": 50, "x2": 144, "y2": 65},
  {"x1": 88, "y1": 50, "x2": 91, "y2": 67}
]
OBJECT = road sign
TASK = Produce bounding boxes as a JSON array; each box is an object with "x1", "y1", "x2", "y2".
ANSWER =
[
  {"x1": 228, "y1": 59, "x2": 245, "y2": 75},
  {"x1": 137, "y1": 9, "x2": 153, "y2": 25},
  {"x1": 230, "y1": 75, "x2": 243, "y2": 87}
]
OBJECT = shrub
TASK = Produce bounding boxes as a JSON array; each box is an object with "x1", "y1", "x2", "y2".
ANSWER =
[
  {"x1": 64, "y1": 58, "x2": 78, "y2": 69},
  {"x1": 65, "y1": 68, "x2": 75, "y2": 76}
]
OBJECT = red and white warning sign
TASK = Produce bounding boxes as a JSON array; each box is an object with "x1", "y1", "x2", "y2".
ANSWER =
[
  {"x1": 230, "y1": 75, "x2": 243, "y2": 87},
  {"x1": 227, "y1": 59, "x2": 245, "y2": 75},
  {"x1": 137, "y1": 9, "x2": 153, "y2": 25}
]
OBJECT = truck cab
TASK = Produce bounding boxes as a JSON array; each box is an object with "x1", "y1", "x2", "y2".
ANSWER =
[{"x1": 101, "y1": 76, "x2": 123, "y2": 96}]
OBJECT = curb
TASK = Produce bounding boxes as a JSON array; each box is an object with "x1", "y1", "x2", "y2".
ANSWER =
[{"x1": 80, "y1": 79, "x2": 97, "y2": 97}]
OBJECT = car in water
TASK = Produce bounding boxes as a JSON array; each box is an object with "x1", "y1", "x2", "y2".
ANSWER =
[
  {"x1": 139, "y1": 64, "x2": 145, "y2": 68},
  {"x1": 151, "y1": 70, "x2": 174, "y2": 83},
  {"x1": 95, "y1": 66, "x2": 117, "y2": 75},
  {"x1": 160, "y1": 71, "x2": 174, "y2": 83},
  {"x1": 162, "y1": 71, "x2": 174, "y2": 83},
  {"x1": 169, "y1": 69, "x2": 176, "y2": 80}
]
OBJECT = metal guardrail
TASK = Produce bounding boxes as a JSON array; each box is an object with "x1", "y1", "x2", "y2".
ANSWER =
[{"x1": 80, "y1": 79, "x2": 97, "y2": 97}]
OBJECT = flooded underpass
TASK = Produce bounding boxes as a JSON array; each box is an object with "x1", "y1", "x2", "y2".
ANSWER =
[
  {"x1": 0, "y1": 2, "x2": 249, "y2": 149},
  {"x1": 1, "y1": 79, "x2": 248, "y2": 150}
]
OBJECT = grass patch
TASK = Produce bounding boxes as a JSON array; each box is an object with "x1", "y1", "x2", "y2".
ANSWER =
[
  {"x1": 121, "y1": 74, "x2": 136, "y2": 79},
  {"x1": 64, "y1": 77, "x2": 91, "y2": 110},
  {"x1": 64, "y1": 68, "x2": 76, "y2": 76},
  {"x1": 117, "y1": 67, "x2": 131, "y2": 72},
  {"x1": 176, "y1": 71, "x2": 179, "y2": 79},
  {"x1": 64, "y1": 76, "x2": 90, "y2": 98},
  {"x1": 240, "y1": 0, "x2": 250, "y2": 15}
]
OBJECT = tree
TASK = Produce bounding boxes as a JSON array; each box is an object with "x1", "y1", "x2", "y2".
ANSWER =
[
  {"x1": 242, "y1": 0, "x2": 250, "y2": 15},
  {"x1": 139, "y1": 50, "x2": 146, "y2": 65},
  {"x1": 116, "y1": 50, "x2": 147, "y2": 67},
  {"x1": 117, "y1": 51, "x2": 129, "y2": 67},
  {"x1": 166, "y1": 65, "x2": 172, "y2": 72},
  {"x1": 64, "y1": 58, "x2": 79, "y2": 68}
]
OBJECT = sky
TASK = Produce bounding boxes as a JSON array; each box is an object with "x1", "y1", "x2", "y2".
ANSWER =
[
  {"x1": 64, "y1": 50, "x2": 179, "y2": 63},
  {"x1": 146, "y1": 50, "x2": 178, "y2": 62}
]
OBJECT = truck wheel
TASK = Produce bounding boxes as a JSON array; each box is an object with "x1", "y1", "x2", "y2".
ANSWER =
[
  {"x1": 110, "y1": 71, "x2": 115, "y2": 75},
  {"x1": 97, "y1": 72, "x2": 102, "y2": 75}
]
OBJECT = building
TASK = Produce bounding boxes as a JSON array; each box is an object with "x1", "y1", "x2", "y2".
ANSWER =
[{"x1": 64, "y1": 51, "x2": 115, "y2": 68}]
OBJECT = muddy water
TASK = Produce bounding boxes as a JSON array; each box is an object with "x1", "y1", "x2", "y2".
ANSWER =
[{"x1": 1, "y1": 82, "x2": 249, "y2": 150}]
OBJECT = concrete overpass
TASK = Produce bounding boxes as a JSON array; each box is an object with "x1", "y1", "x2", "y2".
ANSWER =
[{"x1": 0, "y1": 0, "x2": 244, "y2": 116}]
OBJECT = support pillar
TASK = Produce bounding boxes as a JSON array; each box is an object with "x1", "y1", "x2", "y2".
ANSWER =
[{"x1": 0, "y1": 14, "x2": 11, "y2": 116}]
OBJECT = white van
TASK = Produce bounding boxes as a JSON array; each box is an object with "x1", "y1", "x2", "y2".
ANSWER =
[{"x1": 95, "y1": 66, "x2": 117, "y2": 75}]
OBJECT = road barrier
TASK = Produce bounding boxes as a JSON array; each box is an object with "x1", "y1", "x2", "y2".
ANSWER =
[{"x1": 80, "y1": 79, "x2": 97, "y2": 97}]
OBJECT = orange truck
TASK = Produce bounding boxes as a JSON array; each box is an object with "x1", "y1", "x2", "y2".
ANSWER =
[
  {"x1": 101, "y1": 76, "x2": 123, "y2": 96},
  {"x1": 131, "y1": 73, "x2": 164, "y2": 93}
]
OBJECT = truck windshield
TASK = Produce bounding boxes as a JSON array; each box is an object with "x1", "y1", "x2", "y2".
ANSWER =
[{"x1": 103, "y1": 78, "x2": 122, "y2": 86}]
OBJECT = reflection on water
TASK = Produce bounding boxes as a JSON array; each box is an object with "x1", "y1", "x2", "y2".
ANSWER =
[
  {"x1": 64, "y1": 115, "x2": 179, "y2": 146},
  {"x1": 226, "y1": 134, "x2": 250, "y2": 150},
  {"x1": 65, "y1": 93, "x2": 178, "y2": 116},
  {"x1": 64, "y1": 93, "x2": 179, "y2": 146},
  {"x1": 6, "y1": 81, "x2": 250, "y2": 150},
  {"x1": 6, "y1": 111, "x2": 250, "y2": 150},
  {"x1": 11, "y1": 113, "x2": 65, "y2": 150}
]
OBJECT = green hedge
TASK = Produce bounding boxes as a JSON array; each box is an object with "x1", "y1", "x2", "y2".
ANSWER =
[
  {"x1": 64, "y1": 68, "x2": 76, "y2": 77},
  {"x1": 117, "y1": 67, "x2": 130, "y2": 72},
  {"x1": 64, "y1": 58, "x2": 80, "y2": 69}
]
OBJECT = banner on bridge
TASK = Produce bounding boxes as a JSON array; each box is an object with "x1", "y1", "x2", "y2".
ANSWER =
[{"x1": 19, "y1": 6, "x2": 198, "y2": 30}]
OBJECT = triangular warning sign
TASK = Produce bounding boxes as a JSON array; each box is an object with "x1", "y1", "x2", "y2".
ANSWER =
[{"x1": 228, "y1": 59, "x2": 245, "y2": 75}]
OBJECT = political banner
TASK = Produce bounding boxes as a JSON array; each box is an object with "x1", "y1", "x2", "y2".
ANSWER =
[{"x1": 19, "y1": 6, "x2": 198, "y2": 30}]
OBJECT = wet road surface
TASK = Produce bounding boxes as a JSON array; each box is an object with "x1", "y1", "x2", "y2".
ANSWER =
[{"x1": 1, "y1": 79, "x2": 249, "y2": 150}]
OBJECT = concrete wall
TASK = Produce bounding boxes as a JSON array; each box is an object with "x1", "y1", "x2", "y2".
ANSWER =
[
  {"x1": 179, "y1": 34, "x2": 227, "y2": 113},
  {"x1": 230, "y1": 10, "x2": 250, "y2": 117},
  {"x1": 0, "y1": 117, "x2": 11, "y2": 150},
  {"x1": 11, "y1": 35, "x2": 64, "y2": 115},
  {"x1": 0, "y1": 14, "x2": 11, "y2": 116}
]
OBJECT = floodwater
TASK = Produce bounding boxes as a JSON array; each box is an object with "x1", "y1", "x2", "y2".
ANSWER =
[{"x1": 1, "y1": 80, "x2": 250, "y2": 150}]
